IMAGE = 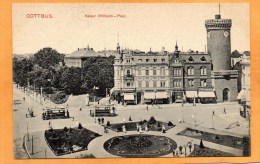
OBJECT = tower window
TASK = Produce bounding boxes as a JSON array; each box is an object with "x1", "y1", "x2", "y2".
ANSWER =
[{"x1": 201, "y1": 56, "x2": 206, "y2": 61}]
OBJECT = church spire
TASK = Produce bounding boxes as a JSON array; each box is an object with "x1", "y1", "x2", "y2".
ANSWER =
[
  {"x1": 117, "y1": 34, "x2": 120, "y2": 53},
  {"x1": 175, "y1": 40, "x2": 178, "y2": 51}
]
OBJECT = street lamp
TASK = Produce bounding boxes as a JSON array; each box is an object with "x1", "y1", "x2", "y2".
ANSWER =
[
  {"x1": 211, "y1": 111, "x2": 215, "y2": 130},
  {"x1": 93, "y1": 86, "x2": 99, "y2": 123}
]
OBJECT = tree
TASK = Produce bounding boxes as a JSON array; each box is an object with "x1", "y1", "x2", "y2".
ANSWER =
[
  {"x1": 60, "y1": 67, "x2": 82, "y2": 94},
  {"x1": 33, "y1": 47, "x2": 64, "y2": 69}
]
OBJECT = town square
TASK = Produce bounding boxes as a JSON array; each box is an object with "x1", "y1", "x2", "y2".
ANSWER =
[{"x1": 12, "y1": 3, "x2": 250, "y2": 159}]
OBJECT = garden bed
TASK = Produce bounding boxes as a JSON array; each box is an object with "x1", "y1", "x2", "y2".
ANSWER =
[
  {"x1": 106, "y1": 117, "x2": 175, "y2": 132},
  {"x1": 177, "y1": 128, "x2": 244, "y2": 149},
  {"x1": 44, "y1": 127, "x2": 101, "y2": 156},
  {"x1": 104, "y1": 134, "x2": 177, "y2": 158},
  {"x1": 188, "y1": 144, "x2": 235, "y2": 157}
]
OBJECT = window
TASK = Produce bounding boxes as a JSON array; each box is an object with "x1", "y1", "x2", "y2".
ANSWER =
[
  {"x1": 188, "y1": 56, "x2": 194, "y2": 62},
  {"x1": 174, "y1": 80, "x2": 182, "y2": 87},
  {"x1": 146, "y1": 81, "x2": 149, "y2": 88},
  {"x1": 127, "y1": 82, "x2": 130, "y2": 87},
  {"x1": 145, "y1": 69, "x2": 149, "y2": 76},
  {"x1": 188, "y1": 79, "x2": 194, "y2": 87},
  {"x1": 200, "y1": 67, "x2": 207, "y2": 75},
  {"x1": 201, "y1": 56, "x2": 206, "y2": 61},
  {"x1": 138, "y1": 68, "x2": 141, "y2": 76},
  {"x1": 154, "y1": 59, "x2": 157, "y2": 62},
  {"x1": 117, "y1": 70, "x2": 120, "y2": 76},
  {"x1": 160, "y1": 67, "x2": 165, "y2": 75},
  {"x1": 146, "y1": 59, "x2": 149, "y2": 62},
  {"x1": 127, "y1": 70, "x2": 130, "y2": 75},
  {"x1": 153, "y1": 67, "x2": 157, "y2": 75},
  {"x1": 153, "y1": 81, "x2": 157, "y2": 87},
  {"x1": 174, "y1": 68, "x2": 182, "y2": 75},
  {"x1": 200, "y1": 79, "x2": 207, "y2": 87},
  {"x1": 160, "y1": 81, "x2": 165, "y2": 87},
  {"x1": 138, "y1": 59, "x2": 142, "y2": 62},
  {"x1": 138, "y1": 81, "x2": 142, "y2": 88},
  {"x1": 162, "y1": 59, "x2": 165, "y2": 62},
  {"x1": 187, "y1": 67, "x2": 194, "y2": 76}
]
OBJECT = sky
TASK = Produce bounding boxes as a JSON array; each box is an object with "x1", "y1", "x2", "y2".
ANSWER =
[{"x1": 12, "y1": 3, "x2": 250, "y2": 55}]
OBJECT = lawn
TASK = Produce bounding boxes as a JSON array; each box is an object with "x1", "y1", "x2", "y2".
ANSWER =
[
  {"x1": 188, "y1": 144, "x2": 235, "y2": 157},
  {"x1": 44, "y1": 127, "x2": 101, "y2": 156},
  {"x1": 177, "y1": 128, "x2": 244, "y2": 150}
]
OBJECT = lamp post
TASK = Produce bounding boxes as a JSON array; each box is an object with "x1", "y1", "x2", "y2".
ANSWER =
[
  {"x1": 212, "y1": 111, "x2": 215, "y2": 130},
  {"x1": 93, "y1": 86, "x2": 99, "y2": 123}
]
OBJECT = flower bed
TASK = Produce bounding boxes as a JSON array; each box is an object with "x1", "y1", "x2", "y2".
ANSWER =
[
  {"x1": 104, "y1": 134, "x2": 177, "y2": 158},
  {"x1": 188, "y1": 144, "x2": 235, "y2": 157},
  {"x1": 177, "y1": 128, "x2": 244, "y2": 150},
  {"x1": 106, "y1": 117, "x2": 175, "y2": 132},
  {"x1": 45, "y1": 127, "x2": 101, "y2": 156}
]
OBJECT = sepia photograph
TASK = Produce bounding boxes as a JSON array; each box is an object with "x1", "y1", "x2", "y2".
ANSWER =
[{"x1": 12, "y1": 3, "x2": 250, "y2": 159}]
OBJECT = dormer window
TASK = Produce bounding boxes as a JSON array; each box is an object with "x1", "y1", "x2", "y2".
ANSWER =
[
  {"x1": 201, "y1": 56, "x2": 206, "y2": 61},
  {"x1": 154, "y1": 59, "x2": 157, "y2": 62},
  {"x1": 162, "y1": 59, "x2": 165, "y2": 62},
  {"x1": 188, "y1": 56, "x2": 194, "y2": 62},
  {"x1": 146, "y1": 59, "x2": 149, "y2": 62}
]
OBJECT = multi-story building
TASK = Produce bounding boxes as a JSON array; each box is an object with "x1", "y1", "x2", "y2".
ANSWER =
[
  {"x1": 113, "y1": 46, "x2": 171, "y2": 105},
  {"x1": 64, "y1": 46, "x2": 106, "y2": 68},
  {"x1": 112, "y1": 10, "x2": 240, "y2": 104}
]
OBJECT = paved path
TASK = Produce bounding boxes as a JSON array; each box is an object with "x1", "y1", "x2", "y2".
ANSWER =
[{"x1": 13, "y1": 84, "x2": 247, "y2": 159}]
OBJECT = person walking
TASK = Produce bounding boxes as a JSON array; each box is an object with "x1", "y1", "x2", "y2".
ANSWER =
[
  {"x1": 224, "y1": 108, "x2": 226, "y2": 114},
  {"x1": 101, "y1": 117, "x2": 104, "y2": 124},
  {"x1": 98, "y1": 117, "x2": 101, "y2": 124},
  {"x1": 104, "y1": 126, "x2": 108, "y2": 133},
  {"x1": 213, "y1": 110, "x2": 215, "y2": 116},
  {"x1": 146, "y1": 105, "x2": 148, "y2": 111}
]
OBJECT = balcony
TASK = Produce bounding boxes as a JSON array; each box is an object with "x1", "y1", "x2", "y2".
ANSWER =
[{"x1": 123, "y1": 74, "x2": 134, "y2": 80}]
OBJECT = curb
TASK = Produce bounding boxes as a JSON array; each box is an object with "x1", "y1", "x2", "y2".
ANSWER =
[{"x1": 23, "y1": 134, "x2": 32, "y2": 159}]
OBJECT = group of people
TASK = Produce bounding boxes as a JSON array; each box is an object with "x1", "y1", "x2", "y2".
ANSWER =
[
  {"x1": 97, "y1": 117, "x2": 105, "y2": 124},
  {"x1": 136, "y1": 123, "x2": 149, "y2": 133},
  {"x1": 26, "y1": 108, "x2": 34, "y2": 118}
]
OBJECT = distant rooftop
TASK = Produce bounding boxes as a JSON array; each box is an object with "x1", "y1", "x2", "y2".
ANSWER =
[{"x1": 65, "y1": 47, "x2": 106, "y2": 58}]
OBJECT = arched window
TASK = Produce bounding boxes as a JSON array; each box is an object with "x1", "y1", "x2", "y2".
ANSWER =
[
  {"x1": 188, "y1": 56, "x2": 194, "y2": 62},
  {"x1": 201, "y1": 56, "x2": 206, "y2": 61},
  {"x1": 187, "y1": 66, "x2": 194, "y2": 75},
  {"x1": 200, "y1": 67, "x2": 207, "y2": 75}
]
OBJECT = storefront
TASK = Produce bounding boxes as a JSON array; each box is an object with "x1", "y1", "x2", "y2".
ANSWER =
[
  {"x1": 123, "y1": 93, "x2": 136, "y2": 105},
  {"x1": 198, "y1": 91, "x2": 216, "y2": 103},
  {"x1": 143, "y1": 92, "x2": 155, "y2": 104},
  {"x1": 185, "y1": 91, "x2": 198, "y2": 103}
]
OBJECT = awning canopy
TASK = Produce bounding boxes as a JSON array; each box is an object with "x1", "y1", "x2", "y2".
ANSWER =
[
  {"x1": 198, "y1": 91, "x2": 215, "y2": 98},
  {"x1": 237, "y1": 89, "x2": 246, "y2": 100},
  {"x1": 155, "y1": 92, "x2": 168, "y2": 99},
  {"x1": 186, "y1": 91, "x2": 198, "y2": 98},
  {"x1": 144, "y1": 92, "x2": 155, "y2": 99},
  {"x1": 124, "y1": 93, "x2": 135, "y2": 100}
]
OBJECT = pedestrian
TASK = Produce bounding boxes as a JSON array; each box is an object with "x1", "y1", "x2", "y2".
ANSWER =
[
  {"x1": 136, "y1": 123, "x2": 139, "y2": 132},
  {"x1": 98, "y1": 117, "x2": 101, "y2": 124},
  {"x1": 23, "y1": 97, "x2": 25, "y2": 101},
  {"x1": 66, "y1": 110, "x2": 70, "y2": 118},
  {"x1": 172, "y1": 149, "x2": 175, "y2": 157},
  {"x1": 101, "y1": 117, "x2": 104, "y2": 124},
  {"x1": 178, "y1": 118, "x2": 182, "y2": 123},
  {"x1": 224, "y1": 108, "x2": 226, "y2": 114},
  {"x1": 104, "y1": 126, "x2": 108, "y2": 133},
  {"x1": 146, "y1": 105, "x2": 148, "y2": 111},
  {"x1": 72, "y1": 117, "x2": 74, "y2": 121},
  {"x1": 145, "y1": 125, "x2": 148, "y2": 132},
  {"x1": 49, "y1": 121, "x2": 51, "y2": 129},
  {"x1": 26, "y1": 114, "x2": 28, "y2": 118},
  {"x1": 213, "y1": 111, "x2": 215, "y2": 116}
]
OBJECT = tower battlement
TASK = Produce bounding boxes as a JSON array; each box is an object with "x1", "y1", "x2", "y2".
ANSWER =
[{"x1": 205, "y1": 19, "x2": 232, "y2": 30}]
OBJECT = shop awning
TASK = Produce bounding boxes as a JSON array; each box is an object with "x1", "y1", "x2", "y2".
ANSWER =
[
  {"x1": 144, "y1": 92, "x2": 155, "y2": 99},
  {"x1": 124, "y1": 93, "x2": 135, "y2": 100},
  {"x1": 155, "y1": 92, "x2": 168, "y2": 99},
  {"x1": 198, "y1": 91, "x2": 215, "y2": 98},
  {"x1": 237, "y1": 89, "x2": 246, "y2": 100},
  {"x1": 186, "y1": 91, "x2": 198, "y2": 98}
]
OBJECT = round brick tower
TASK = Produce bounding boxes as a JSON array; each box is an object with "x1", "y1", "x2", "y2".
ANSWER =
[{"x1": 205, "y1": 14, "x2": 232, "y2": 70}]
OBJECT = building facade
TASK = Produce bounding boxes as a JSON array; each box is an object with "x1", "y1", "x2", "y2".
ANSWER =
[
  {"x1": 110, "y1": 11, "x2": 241, "y2": 104},
  {"x1": 64, "y1": 46, "x2": 106, "y2": 68}
]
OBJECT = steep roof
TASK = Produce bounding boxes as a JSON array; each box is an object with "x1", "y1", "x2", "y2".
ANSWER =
[
  {"x1": 65, "y1": 48, "x2": 106, "y2": 58},
  {"x1": 179, "y1": 52, "x2": 211, "y2": 63}
]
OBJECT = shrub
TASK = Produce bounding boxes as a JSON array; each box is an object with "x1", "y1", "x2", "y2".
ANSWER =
[
  {"x1": 139, "y1": 120, "x2": 144, "y2": 125},
  {"x1": 69, "y1": 127, "x2": 73, "y2": 133},
  {"x1": 107, "y1": 121, "x2": 111, "y2": 126},
  {"x1": 179, "y1": 146, "x2": 183, "y2": 154},
  {"x1": 49, "y1": 127, "x2": 54, "y2": 132},
  {"x1": 157, "y1": 122, "x2": 161, "y2": 127},
  {"x1": 129, "y1": 116, "x2": 132, "y2": 121},
  {"x1": 168, "y1": 121, "x2": 174, "y2": 126},
  {"x1": 78, "y1": 123, "x2": 83, "y2": 129},
  {"x1": 117, "y1": 127, "x2": 122, "y2": 132},
  {"x1": 242, "y1": 137, "x2": 250, "y2": 156},
  {"x1": 215, "y1": 135, "x2": 220, "y2": 140},
  {"x1": 148, "y1": 116, "x2": 157, "y2": 124},
  {"x1": 143, "y1": 119, "x2": 147, "y2": 123}
]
